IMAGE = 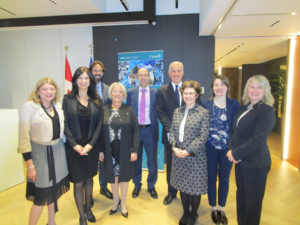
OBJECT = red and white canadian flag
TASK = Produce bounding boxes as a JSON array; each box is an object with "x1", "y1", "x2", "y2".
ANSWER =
[{"x1": 64, "y1": 54, "x2": 72, "y2": 94}]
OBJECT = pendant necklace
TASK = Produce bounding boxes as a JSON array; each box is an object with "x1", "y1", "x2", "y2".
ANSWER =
[{"x1": 42, "y1": 102, "x2": 52, "y2": 114}]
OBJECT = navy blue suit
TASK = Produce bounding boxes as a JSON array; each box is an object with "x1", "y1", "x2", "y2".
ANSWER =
[
  {"x1": 127, "y1": 86, "x2": 158, "y2": 190},
  {"x1": 201, "y1": 97, "x2": 239, "y2": 207}
]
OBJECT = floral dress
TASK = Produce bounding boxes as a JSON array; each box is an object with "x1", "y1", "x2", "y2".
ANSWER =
[
  {"x1": 108, "y1": 109, "x2": 122, "y2": 176},
  {"x1": 207, "y1": 103, "x2": 229, "y2": 150}
]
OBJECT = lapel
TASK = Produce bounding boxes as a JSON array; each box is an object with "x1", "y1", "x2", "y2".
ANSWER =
[
  {"x1": 133, "y1": 87, "x2": 140, "y2": 114},
  {"x1": 207, "y1": 99, "x2": 214, "y2": 115},
  {"x1": 167, "y1": 83, "x2": 179, "y2": 106},
  {"x1": 149, "y1": 87, "x2": 155, "y2": 120},
  {"x1": 226, "y1": 98, "x2": 232, "y2": 127}
]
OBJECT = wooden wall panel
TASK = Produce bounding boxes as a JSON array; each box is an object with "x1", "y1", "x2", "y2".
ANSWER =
[{"x1": 221, "y1": 68, "x2": 239, "y2": 101}]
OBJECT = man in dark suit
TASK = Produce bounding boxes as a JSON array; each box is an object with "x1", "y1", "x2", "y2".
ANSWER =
[
  {"x1": 89, "y1": 61, "x2": 113, "y2": 203},
  {"x1": 156, "y1": 61, "x2": 185, "y2": 205},
  {"x1": 127, "y1": 68, "x2": 159, "y2": 199}
]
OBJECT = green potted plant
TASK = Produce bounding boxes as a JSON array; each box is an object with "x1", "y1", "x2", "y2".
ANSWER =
[{"x1": 268, "y1": 66, "x2": 286, "y2": 114}]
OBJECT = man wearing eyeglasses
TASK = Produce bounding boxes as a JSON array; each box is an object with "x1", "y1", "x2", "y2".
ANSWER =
[
  {"x1": 126, "y1": 67, "x2": 159, "y2": 200},
  {"x1": 156, "y1": 61, "x2": 185, "y2": 205},
  {"x1": 89, "y1": 61, "x2": 113, "y2": 205}
]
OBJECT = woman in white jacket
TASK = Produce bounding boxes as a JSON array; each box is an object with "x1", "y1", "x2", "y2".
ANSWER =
[{"x1": 18, "y1": 78, "x2": 69, "y2": 225}]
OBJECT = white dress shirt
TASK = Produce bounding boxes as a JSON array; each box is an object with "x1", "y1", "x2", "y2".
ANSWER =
[
  {"x1": 171, "y1": 81, "x2": 182, "y2": 106},
  {"x1": 179, "y1": 110, "x2": 188, "y2": 142}
]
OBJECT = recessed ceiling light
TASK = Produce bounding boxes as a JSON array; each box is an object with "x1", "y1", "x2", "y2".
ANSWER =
[
  {"x1": 292, "y1": 12, "x2": 296, "y2": 15},
  {"x1": 270, "y1": 20, "x2": 280, "y2": 27},
  {"x1": 215, "y1": 43, "x2": 245, "y2": 63},
  {"x1": 49, "y1": 0, "x2": 57, "y2": 4}
]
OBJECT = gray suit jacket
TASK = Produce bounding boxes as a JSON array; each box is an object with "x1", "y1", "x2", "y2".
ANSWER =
[{"x1": 101, "y1": 82, "x2": 111, "y2": 106}]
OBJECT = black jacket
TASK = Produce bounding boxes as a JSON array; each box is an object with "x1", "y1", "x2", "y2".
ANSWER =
[
  {"x1": 62, "y1": 95, "x2": 102, "y2": 148},
  {"x1": 229, "y1": 102, "x2": 275, "y2": 168},
  {"x1": 101, "y1": 104, "x2": 139, "y2": 183}
]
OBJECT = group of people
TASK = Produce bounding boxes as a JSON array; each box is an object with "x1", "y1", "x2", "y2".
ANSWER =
[{"x1": 18, "y1": 60, "x2": 276, "y2": 225}]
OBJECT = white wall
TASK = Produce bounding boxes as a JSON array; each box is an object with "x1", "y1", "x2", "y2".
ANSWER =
[{"x1": 0, "y1": 26, "x2": 93, "y2": 110}]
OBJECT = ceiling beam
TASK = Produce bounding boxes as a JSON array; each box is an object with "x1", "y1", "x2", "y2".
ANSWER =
[{"x1": 0, "y1": 0, "x2": 155, "y2": 28}]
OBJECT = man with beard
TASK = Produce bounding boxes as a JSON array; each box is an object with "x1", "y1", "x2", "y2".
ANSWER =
[{"x1": 89, "y1": 61, "x2": 112, "y2": 206}]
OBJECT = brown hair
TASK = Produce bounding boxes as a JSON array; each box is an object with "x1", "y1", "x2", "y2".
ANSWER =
[
  {"x1": 89, "y1": 60, "x2": 106, "y2": 73},
  {"x1": 210, "y1": 75, "x2": 231, "y2": 99},
  {"x1": 179, "y1": 80, "x2": 201, "y2": 103},
  {"x1": 28, "y1": 77, "x2": 61, "y2": 104}
]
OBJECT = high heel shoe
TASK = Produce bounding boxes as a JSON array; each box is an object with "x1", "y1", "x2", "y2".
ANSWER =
[
  {"x1": 120, "y1": 200, "x2": 128, "y2": 218},
  {"x1": 84, "y1": 206, "x2": 96, "y2": 223},
  {"x1": 109, "y1": 200, "x2": 121, "y2": 215},
  {"x1": 186, "y1": 213, "x2": 198, "y2": 225},
  {"x1": 121, "y1": 211, "x2": 128, "y2": 218}
]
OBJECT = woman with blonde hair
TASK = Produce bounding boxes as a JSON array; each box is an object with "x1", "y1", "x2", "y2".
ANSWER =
[
  {"x1": 100, "y1": 82, "x2": 139, "y2": 218},
  {"x1": 18, "y1": 78, "x2": 69, "y2": 225},
  {"x1": 227, "y1": 75, "x2": 275, "y2": 225}
]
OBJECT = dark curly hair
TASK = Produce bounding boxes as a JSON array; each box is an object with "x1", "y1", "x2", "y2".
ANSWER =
[{"x1": 179, "y1": 80, "x2": 201, "y2": 103}]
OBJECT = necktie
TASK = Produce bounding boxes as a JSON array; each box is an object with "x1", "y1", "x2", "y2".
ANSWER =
[
  {"x1": 140, "y1": 89, "x2": 146, "y2": 124},
  {"x1": 175, "y1": 85, "x2": 180, "y2": 106}
]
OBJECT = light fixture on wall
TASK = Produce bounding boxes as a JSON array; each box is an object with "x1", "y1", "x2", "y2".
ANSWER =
[
  {"x1": 283, "y1": 37, "x2": 296, "y2": 160},
  {"x1": 120, "y1": 0, "x2": 129, "y2": 11},
  {"x1": 218, "y1": 67, "x2": 222, "y2": 75}
]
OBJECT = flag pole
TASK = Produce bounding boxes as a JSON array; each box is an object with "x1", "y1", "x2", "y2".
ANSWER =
[
  {"x1": 88, "y1": 44, "x2": 94, "y2": 66},
  {"x1": 64, "y1": 45, "x2": 72, "y2": 94}
]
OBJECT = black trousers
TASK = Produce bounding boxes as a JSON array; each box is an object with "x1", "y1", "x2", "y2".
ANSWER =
[
  {"x1": 235, "y1": 163, "x2": 270, "y2": 225},
  {"x1": 165, "y1": 143, "x2": 178, "y2": 196}
]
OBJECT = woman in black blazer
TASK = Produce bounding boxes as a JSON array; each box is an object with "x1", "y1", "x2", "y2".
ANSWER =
[
  {"x1": 201, "y1": 75, "x2": 239, "y2": 225},
  {"x1": 99, "y1": 82, "x2": 139, "y2": 218},
  {"x1": 63, "y1": 67, "x2": 102, "y2": 225},
  {"x1": 227, "y1": 75, "x2": 276, "y2": 225}
]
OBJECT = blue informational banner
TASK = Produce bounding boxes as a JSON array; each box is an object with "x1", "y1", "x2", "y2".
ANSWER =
[{"x1": 118, "y1": 51, "x2": 165, "y2": 172}]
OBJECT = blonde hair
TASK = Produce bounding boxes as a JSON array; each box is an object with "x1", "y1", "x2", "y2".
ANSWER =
[
  {"x1": 28, "y1": 77, "x2": 61, "y2": 104},
  {"x1": 242, "y1": 75, "x2": 274, "y2": 106},
  {"x1": 108, "y1": 82, "x2": 127, "y2": 101}
]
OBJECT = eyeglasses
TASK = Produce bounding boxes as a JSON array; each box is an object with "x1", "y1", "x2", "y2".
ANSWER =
[
  {"x1": 183, "y1": 92, "x2": 196, "y2": 96},
  {"x1": 112, "y1": 90, "x2": 123, "y2": 94}
]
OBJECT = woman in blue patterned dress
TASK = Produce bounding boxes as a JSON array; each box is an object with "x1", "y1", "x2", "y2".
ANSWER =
[{"x1": 201, "y1": 75, "x2": 239, "y2": 225}]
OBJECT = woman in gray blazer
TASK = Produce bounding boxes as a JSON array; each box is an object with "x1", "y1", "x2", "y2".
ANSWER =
[
  {"x1": 18, "y1": 78, "x2": 69, "y2": 225},
  {"x1": 169, "y1": 80, "x2": 210, "y2": 225}
]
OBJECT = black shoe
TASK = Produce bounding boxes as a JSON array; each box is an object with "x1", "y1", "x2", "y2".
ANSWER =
[
  {"x1": 147, "y1": 189, "x2": 158, "y2": 199},
  {"x1": 100, "y1": 188, "x2": 113, "y2": 199},
  {"x1": 109, "y1": 200, "x2": 121, "y2": 215},
  {"x1": 132, "y1": 188, "x2": 141, "y2": 198},
  {"x1": 90, "y1": 196, "x2": 94, "y2": 208},
  {"x1": 121, "y1": 211, "x2": 128, "y2": 218},
  {"x1": 186, "y1": 213, "x2": 198, "y2": 225},
  {"x1": 84, "y1": 207, "x2": 96, "y2": 223},
  {"x1": 163, "y1": 194, "x2": 176, "y2": 205},
  {"x1": 179, "y1": 213, "x2": 189, "y2": 225}
]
